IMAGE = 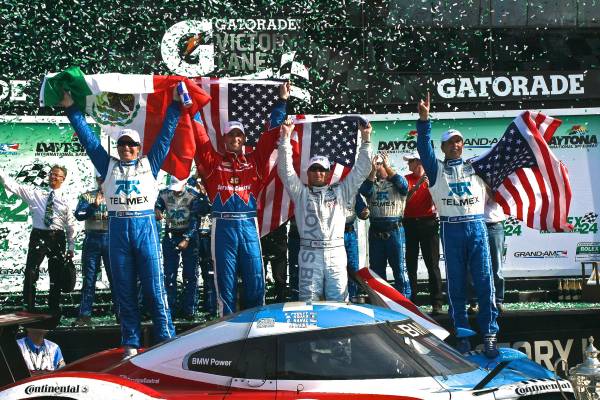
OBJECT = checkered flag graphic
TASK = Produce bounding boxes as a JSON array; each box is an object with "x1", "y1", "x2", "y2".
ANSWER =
[
  {"x1": 505, "y1": 216, "x2": 521, "y2": 228},
  {"x1": 582, "y1": 212, "x2": 599, "y2": 224},
  {"x1": 15, "y1": 164, "x2": 50, "y2": 187}
]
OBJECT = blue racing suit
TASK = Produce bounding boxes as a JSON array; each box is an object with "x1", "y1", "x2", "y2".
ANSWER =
[
  {"x1": 156, "y1": 187, "x2": 208, "y2": 317},
  {"x1": 416, "y1": 119, "x2": 498, "y2": 337},
  {"x1": 66, "y1": 103, "x2": 180, "y2": 348},
  {"x1": 360, "y1": 174, "x2": 411, "y2": 298},
  {"x1": 74, "y1": 189, "x2": 117, "y2": 318},
  {"x1": 194, "y1": 100, "x2": 286, "y2": 315},
  {"x1": 345, "y1": 194, "x2": 368, "y2": 299}
]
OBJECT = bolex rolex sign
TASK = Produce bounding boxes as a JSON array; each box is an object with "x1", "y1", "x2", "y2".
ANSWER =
[{"x1": 434, "y1": 70, "x2": 600, "y2": 101}]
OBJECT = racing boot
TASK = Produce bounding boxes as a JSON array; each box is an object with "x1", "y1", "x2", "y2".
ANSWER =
[
  {"x1": 123, "y1": 346, "x2": 138, "y2": 360},
  {"x1": 483, "y1": 334, "x2": 500, "y2": 358}
]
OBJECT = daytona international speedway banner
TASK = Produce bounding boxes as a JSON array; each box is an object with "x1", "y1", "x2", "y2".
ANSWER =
[
  {"x1": 0, "y1": 110, "x2": 598, "y2": 292},
  {"x1": 369, "y1": 111, "x2": 600, "y2": 279}
]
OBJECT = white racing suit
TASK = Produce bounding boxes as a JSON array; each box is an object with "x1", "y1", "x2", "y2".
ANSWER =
[{"x1": 278, "y1": 138, "x2": 371, "y2": 301}]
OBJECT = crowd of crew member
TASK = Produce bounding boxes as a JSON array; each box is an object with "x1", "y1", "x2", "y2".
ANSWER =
[{"x1": 0, "y1": 88, "x2": 507, "y2": 363}]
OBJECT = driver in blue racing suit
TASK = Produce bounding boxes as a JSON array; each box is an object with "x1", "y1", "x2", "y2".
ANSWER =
[
  {"x1": 62, "y1": 88, "x2": 184, "y2": 357},
  {"x1": 416, "y1": 94, "x2": 499, "y2": 358}
]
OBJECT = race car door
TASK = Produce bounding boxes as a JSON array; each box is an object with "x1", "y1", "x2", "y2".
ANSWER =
[
  {"x1": 224, "y1": 335, "x2": 277, "y2": 400},
  {"x1": 274, "y1": 324, "x2": 452, "y2": 399}
]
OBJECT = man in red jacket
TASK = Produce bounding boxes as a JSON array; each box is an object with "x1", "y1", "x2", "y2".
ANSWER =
[{"x1": 403, "y1": 152, "x2": 443, "y2": 315}]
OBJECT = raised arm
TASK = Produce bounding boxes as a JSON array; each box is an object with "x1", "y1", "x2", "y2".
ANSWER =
[
  {"x1": 0, "y1": 169, "x2": 36, "y2": 204},
  {"x1": 277, "y1": 118, "x2": 304, "y2": 204},
  {"x1": 416, "y1": 93, "x2": 438, "y2": 186},
  {"x1": 61, "y1": 93, "x2": 110, "y2": 179},
  {"x1": 339, "y1": 123, "x2": 373, "y2": 203},
  {"x1": 147, "y1": 101, "x2": 182, "y2": 178},
  {"x1": 267, "y1": 82, "x2": 290, "y2": 129}
]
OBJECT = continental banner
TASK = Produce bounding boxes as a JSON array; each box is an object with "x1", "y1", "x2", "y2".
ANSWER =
[{"x1": 370, "y1": 112, "x2": 600, "y2": 279}]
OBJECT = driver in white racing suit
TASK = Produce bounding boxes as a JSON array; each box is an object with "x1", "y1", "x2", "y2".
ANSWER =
[{"x1": 277, "y1": 117, "x2": 372, "y2": 301}]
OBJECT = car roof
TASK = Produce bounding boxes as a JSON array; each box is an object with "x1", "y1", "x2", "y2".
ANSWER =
[{"x1": 227, "y1": 302, "x2": 413, "y2": 338}]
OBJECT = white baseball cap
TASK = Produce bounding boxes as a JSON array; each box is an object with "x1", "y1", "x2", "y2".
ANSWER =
[
  {"x1": 441, "y1": 129, "x2": 463, "y2": 142},
  {"x1": 402, "y1": 151, "x2": 421, "y2": 161},
  {"x1": 308, "y1": 155, "x2": 331, "y2": 170},
  {"x1": 224, "y1": 121, "x2": 245, "y2": 136},
  {"x1": 117, "y1": 128, "x2": 141, "y2": 144},
  {"x1": 168, "y1": 176, "x2": 186, "y2": 191}
]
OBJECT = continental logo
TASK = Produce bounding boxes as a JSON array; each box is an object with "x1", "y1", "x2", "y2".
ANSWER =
[
  {"x1": 24, "y1": 384, "x2": 88, "y2": 395},
  {"x1": 548, "y1": 124, "x2": 597, "y2": 149},
  {"x1": 514, "y1": 250, "x2": 568, "y2": 258}
]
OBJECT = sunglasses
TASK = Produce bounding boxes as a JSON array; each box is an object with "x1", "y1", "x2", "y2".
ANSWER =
[
  {"x1": 308, "y1": 165, "x2": 329, "y2": 172},
  {"x1": 117, "y1": 140, "x2": 140, "y2": 147}
]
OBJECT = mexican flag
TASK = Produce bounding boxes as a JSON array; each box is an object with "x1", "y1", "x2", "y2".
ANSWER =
[{"x1": 40, "y1": 66, "x2": 211, "y2": 179}]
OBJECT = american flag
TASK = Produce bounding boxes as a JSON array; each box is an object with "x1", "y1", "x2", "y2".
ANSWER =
[
  {"x1": 471, "y1": 111, "x2": 572, "y2": 232},
  {"x1": 259, "y1": 116, "x2": 362, "y2": 235},
  {"x1": 193, "y1": 78, "x2": 281, "y2": 153}
]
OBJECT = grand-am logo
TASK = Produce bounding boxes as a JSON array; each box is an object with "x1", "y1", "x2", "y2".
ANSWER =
[
  {"x1": 114, "y1": 180, "x2": 141, "y2": 195},
  {"x1": 448, "y1": 182, "x2": 472, "y2": 196},
  {"x1": 0, "y1": 143, "x2": 19, "y2": 154},
  {"x1": 24, "y1": 384, "x2": 88, "y2": 395},
  {"x1": 463, "y1": 137, "x2": 499, "y2": 149},
  {"x1": 514, "y1": 250, "x2": 568, "y2": 258},
  {"x1": 35, "y1": 133, "x2": 85, "y2": 156},
  {"x1": 548, "y1": 124, "x2": 597, "y2": 149}
]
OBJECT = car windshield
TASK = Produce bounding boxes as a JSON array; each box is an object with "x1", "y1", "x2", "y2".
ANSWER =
[{"x1": 278, "y1": 321, "x2": 478, "y2": 380}]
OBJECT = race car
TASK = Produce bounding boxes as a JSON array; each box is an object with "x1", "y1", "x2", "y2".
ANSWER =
[{"x1": 0, "y1": 270, "x2": 575, "y2": 399}]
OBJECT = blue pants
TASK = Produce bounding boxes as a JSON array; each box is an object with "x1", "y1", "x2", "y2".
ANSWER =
[
  {"x1": 441, "y1": 218, "x2": 499, "y2": 336},
  {"x1": 212, "y1": 218, "x2": 264, "y2": 316},
  {"x1": 79, "y1": 231, "x2": 118, "y2": 317},
  {"x1": 368, "y1": 226, "x2": 411, "y2": 298},
  {"x1": 344, "y1": 228, "x2": 359, "y2": 298},
  {"x1": 163, "y1": 232, "x2": 199, "y2": 316},
  {"x1": 487, "y1": 222, "x2": 505, "y2": 304},
  {"x1": 108, "y1": 214, "x2": 175, "y2": 348},
  {"x1": 198, "y1": 233, "x2": 216, "y2": 315}
]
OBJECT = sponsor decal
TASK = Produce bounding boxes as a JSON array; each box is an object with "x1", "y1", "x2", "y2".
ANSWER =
[
  {"x1": 548, "y1": 124, "x2": 598, "y2": 149},
  {"x1": 394, "y1": 322, "x2": 428, "y2": 337},
  {"x1": 24, "y1": 384, "x2": 88, "y2": 395},
  {"x1": 575, "y1": 242, "x2": 600, "y2": 262},
  {"x1": 35, "y1": 134, "x2": 85, "y2": 157},
  {"x1": 544, "y1": 212, "x2": 599, "y2": 234},
  {"x1": 448, "y1": 182, "x2": 472, "y2": 196},
  {"x1": 229, "y1": 176, "x2": 240, "y2": 185},
  {"x1": 161, "y1": 18, "x2": 302, "y2": 76},
  {"x1": 115, "y1": 180, "x2": 141, "y2": 195},
  {"x1": 256, "y1": 317, "x2": 275, "y2": 328},
  {"x1": 504, "y1": 216, "x2": 522, "y2": 237},
  {"x1": 190, "y1": 357, "x2": 232, "y2": 367},
  {"x1": 514, "y1": 380, "x2": 571, "y2": 396},
  {"x1": 377, "y1": 131, "x2": 417, "y2": 153},
  {"x1": 119, "y1": 375, "x2": 160, "y2": 384},
  {"x1": 514, "y1": 250, "x2": 568, "y2": 259},
  {"x1": 285, "y1": 311, "x2": 317, "y2": 328},
  {"x1": 436, "y1": 73, "x2": 584, "y2": 99},
  {"x1": 0, "y1": 143, "x2": 19, "y2": 154},
  {"x1": 0, "y1": 79, "x2": 27, "y2": 103}
]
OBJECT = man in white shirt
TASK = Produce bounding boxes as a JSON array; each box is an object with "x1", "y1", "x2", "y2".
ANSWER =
[
  {"x1": 0, "y1": 165, "x2": 75, "y2": 315},
  {"x1": 17, "y1": 328, "x2": 65, "y2": 373}
]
